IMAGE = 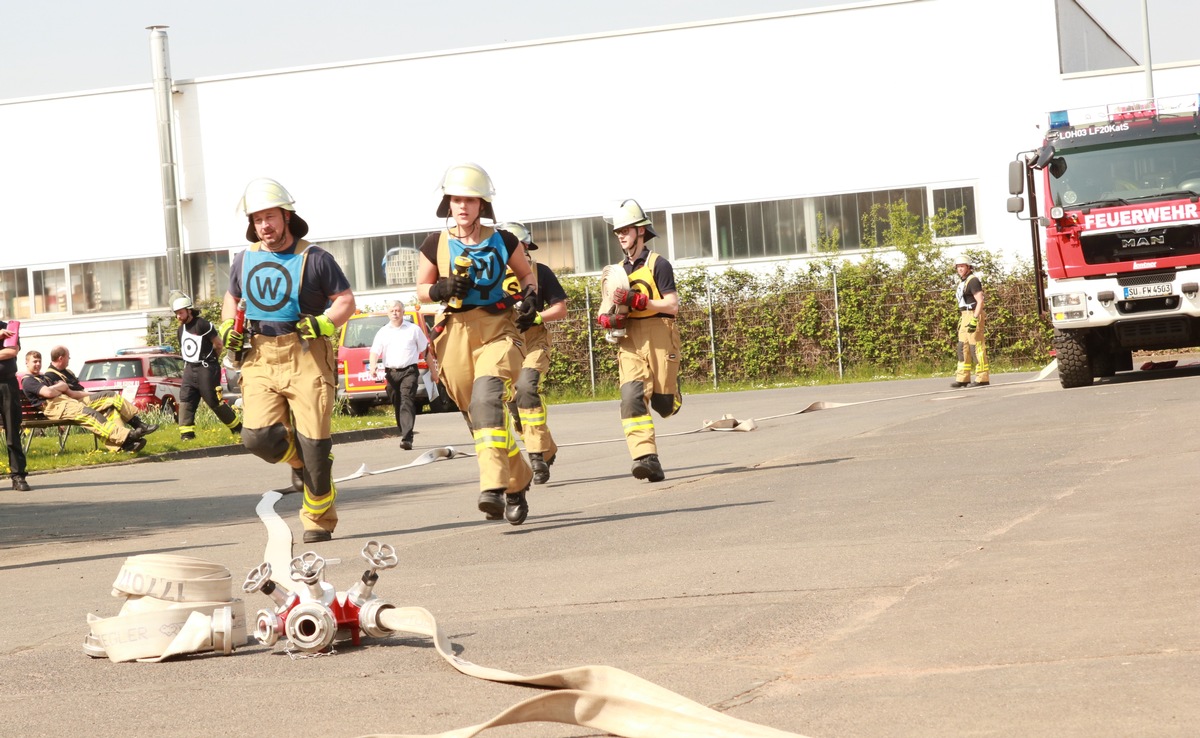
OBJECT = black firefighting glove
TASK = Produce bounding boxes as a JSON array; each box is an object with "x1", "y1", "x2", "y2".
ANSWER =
[
  {"x1": 515, "y1": 285, "x2": 540, "y2": 326},
  {"x1": 429, "y1": 275, "x2": 470, "y2": 303}
]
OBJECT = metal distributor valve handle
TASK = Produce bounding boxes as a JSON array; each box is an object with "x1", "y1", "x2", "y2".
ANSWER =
[{"x1": 243, "y1": 540, "x2": 401, "y2": 654}]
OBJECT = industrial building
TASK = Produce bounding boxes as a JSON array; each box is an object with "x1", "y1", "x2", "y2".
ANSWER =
[{"x1": 2, "y1": 0, "x2": 1198, "y2": 358}]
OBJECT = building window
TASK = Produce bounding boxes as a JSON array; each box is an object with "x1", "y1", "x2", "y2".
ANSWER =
[
  {"x1": 69, "y1": 257, "x2": 167, "y2": 314},
  {"x1": 33, "y1": 269, "x2": 69, "y2": 315},
  {"x1": 670, "y1": 210, "x2": 713, "y2": 260},
  {"x1": 186, "y1": 251, "x2": 231, "y2": 303},
  {"x1": 932, "y1": 186, "x2": 978, "y2": 237},
  {"x1": 0, "y1": 269, "x2": 30, "y2": 320}
]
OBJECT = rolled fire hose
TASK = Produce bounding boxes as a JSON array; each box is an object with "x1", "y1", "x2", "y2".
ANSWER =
[{"x1": 84, "y1": 554, "x2": 247, "y2": 663}]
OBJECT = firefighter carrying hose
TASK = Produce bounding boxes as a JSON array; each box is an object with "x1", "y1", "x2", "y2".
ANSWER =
[
  {"x1": 950, "y1": 254, "x2": 989, "y2": 388},
  {"x1": 220, "y1": 178, "x2": 356, "y2": 543},
  {"x1": 599, "y1": 199, "x2": 682, "y2": 482},
  {"x1": 172, "y1": 293, "x2": 242, "y2": 441},
  {"x1": 417, "y1": 162, "x2": 539, "y2": 525}
]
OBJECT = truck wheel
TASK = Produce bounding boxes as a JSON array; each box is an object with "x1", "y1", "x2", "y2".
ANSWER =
[{"x1": 1054, "y1": 329, "x2": 1094, "y2": 388}]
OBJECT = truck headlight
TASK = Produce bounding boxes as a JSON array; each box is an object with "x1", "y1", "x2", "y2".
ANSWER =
[{"x1": 1049, "y1": 292, "x2": 1086, "y2": 321}]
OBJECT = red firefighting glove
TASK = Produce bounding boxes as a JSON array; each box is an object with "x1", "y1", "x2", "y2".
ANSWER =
[
  {"x1": 612, "y1": 287, "x2": 648, "y2": 311},
  {"x1": 597, "y1": 313, "x2": 626, "y2": 330}
]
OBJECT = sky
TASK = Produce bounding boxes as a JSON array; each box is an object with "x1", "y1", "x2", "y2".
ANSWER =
[{"x1": 0, "y1": 0, "x2": 1194, "y2": 100}]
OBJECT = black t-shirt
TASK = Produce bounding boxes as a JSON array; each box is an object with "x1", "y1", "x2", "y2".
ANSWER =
[
  {"x1": 178, "y1": 316, "x2": 219, "y2": 364},
  {"x1": 228, "y1": 242, "x2": 352, "y2": 337},
  {"x1": 0, "y1": 320, "x2": 16, "y2": 381},
  {"x1": 535, "y1": 263, "x2": 568, "y2": 307},
  {"x1": 21, "y1": 373, "x2": 50, "y2": 409},
  {"x1": 623, "y1": 250, "x2": 678, "y2": 296},
  {"x1": 419, "y1": 230, "x2": 522, "y2": 272},
  {"x1": 44, "y1": 365, "x2": 84, "y2": 391}
]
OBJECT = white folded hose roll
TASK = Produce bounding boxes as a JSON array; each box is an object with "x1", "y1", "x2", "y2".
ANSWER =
[{"x1": 85, "y1": 554, "x2": 247, "y2": 663}]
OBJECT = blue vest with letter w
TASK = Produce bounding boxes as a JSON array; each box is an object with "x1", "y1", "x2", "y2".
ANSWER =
[{"x1": 242, "y1": 243, "x2": 308, "y2": 322}]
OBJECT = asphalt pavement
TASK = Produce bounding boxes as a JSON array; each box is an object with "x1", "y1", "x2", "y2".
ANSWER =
[{"x1": 2, "y1": 365, "x2": 1198, "y2": 738}]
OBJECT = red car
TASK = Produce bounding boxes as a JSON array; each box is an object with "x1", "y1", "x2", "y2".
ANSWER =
[{"x1": 77, "y1": 347, "x2": 184, "y2": 419}]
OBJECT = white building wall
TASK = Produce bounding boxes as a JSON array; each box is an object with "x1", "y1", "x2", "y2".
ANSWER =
[{"x1": 2, "y1": 0, "x2": 1199, "y2": 360}]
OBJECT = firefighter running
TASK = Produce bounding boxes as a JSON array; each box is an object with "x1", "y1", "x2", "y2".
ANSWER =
[
  {"x1": 497, "y1": 222, "x2": 569, "y2": 485},
  {"x1": 220, "y1": 178, "x2": 356, "y2": 544},
  {"x1": 417, "y1": 163, "x2": 540, "y2": 525},
  {"x1": 172, "y1": 293, "x2": 242, "y2": 440},
  {"x1": 598, "y1": 199, "x2": 682, "y2": 482}
]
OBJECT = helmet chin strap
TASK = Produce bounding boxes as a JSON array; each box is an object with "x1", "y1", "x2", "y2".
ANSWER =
[{"x1": 622, "y1": 230, "x2": 645, "y2": 260}]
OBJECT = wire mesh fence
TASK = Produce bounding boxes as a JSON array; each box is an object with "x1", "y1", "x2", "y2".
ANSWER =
[{"x1": 546, "y1": 273, "x2": 1051, "y2": 395}]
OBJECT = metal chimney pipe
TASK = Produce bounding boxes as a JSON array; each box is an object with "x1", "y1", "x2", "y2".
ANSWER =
[{"x1": 147, "y1": 25, "x2": 185, "y2": 295}]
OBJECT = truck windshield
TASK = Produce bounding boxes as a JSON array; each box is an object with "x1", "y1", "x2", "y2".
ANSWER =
[{"x1": 1048, "y1": 136, "x2": 1200, "y2": 208}]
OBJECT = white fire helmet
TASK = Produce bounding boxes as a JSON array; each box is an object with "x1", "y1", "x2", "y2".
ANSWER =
[
  {"x1": 496, "y1": 222, "x2": 538, "y2": 251},
  {"x1": 171, "y1": 293, "x2": 193, "y2": 312},
  {"x1": 954, "y1": 253, "x2": 973, "y2": 267},
  {"x1": 606, "y1": 199, "x2": 658, "y2": 240},
  {"x1": 236, "y1": 177, "x2": 309, "y2": 242},
  {"x1": 236, "y1": 178, "x2": 296, "y2": 216},
  {"x1": 436, "y1": 162, "x2": 496, "y2": 220}
]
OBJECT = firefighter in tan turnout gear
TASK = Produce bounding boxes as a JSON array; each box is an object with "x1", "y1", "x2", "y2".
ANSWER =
[
  {"x1": 417, "y1": 163, "x2": 540, "y2": 525},
  {"x1": 598, "y1": 199, "x2": 682, "y2": 482},
  {"x1": 950, "y1": 254, "x2": 989, "y2": 388},
  {"x1": 497, "y1": 222, "x2": 568, "y2": 485},
  {"x1": 220, "y1": 178, "x2": 356, "y2": 544}
]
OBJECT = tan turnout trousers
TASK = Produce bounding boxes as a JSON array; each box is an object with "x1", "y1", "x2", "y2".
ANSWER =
[
  {"x1": 617, "y1": 316, "x2": 682, "y2": 459},
  {"x1": 433, "y1": 308, "x2": 533, "y2": 494},
  {"x1": 514, "y1": 323, "x2": 557, "y2": 462},
  {"x1": 241, "y1": 332, "x2": 338, "y2": 536}
]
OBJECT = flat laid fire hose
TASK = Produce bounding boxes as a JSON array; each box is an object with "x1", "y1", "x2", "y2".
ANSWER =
[{"x1": 248, "y1": 489, "x2": 810, "y2": 738}]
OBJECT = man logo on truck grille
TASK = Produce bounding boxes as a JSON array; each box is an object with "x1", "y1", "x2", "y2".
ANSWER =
[{"x1": 1120, "y1": 235, "x2": 1165, "y2": 249}]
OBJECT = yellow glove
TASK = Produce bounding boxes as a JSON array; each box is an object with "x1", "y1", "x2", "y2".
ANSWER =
[{"x1": 296, "y1": 314, "x2": 336, "y2": 340}]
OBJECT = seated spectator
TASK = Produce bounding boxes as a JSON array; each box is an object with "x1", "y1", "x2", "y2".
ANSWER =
[{"x1": 20, "y1": 347, "x2": 158, "y2": 453}]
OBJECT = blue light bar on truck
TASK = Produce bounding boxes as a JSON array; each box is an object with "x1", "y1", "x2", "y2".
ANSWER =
[{"x1": 1047, "y1": 94, "x2": 1199, "y2": 130}]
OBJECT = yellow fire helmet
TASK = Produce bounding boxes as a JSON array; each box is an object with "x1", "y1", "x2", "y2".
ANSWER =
[{"x1": 236, "y1": 177, "x2": 308, "y2": 242}]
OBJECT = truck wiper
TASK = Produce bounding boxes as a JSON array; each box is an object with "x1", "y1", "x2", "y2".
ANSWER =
[{"x1": 1076, "y1": 198, "x2": 1129, "y2": 209}]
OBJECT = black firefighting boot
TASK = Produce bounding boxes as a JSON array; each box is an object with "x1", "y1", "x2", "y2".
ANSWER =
[
  {"x1": 127, "y1": 416, "x2": 159, "y2": 440},
  {"x1": 504, "y1": 487, "x2": 529, "y2": 526},
  {"x1": 478, "y1": 490, "x2": 504, "y2": 520},
  {"x1": 631, "y1": 454, "x2": 665, "y2": 483},
  {"x1": 529, "y1": 453, "x2": 550, "y2": 485}
]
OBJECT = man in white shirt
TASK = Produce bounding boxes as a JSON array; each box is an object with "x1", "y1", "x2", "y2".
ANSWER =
[{"x1": 369, "y1": 301, "x2": 430, "y2": 450}]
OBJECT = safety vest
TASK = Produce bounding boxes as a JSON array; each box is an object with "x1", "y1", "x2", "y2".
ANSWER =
[
  {"x1": 503, "y1": 261, "x2": 540, "y2": 297},
  {"x1": 437, "y1": 228, "x2": 512, "y2": 309},
  {"x1": 626, "y1": 251, "x2": 665, "y2": 319},
  {"x1": 956, "y1": 272, "x2": 983, "y2": 311},
  {"x1": 241, "y1": 241, "x2": 311, "y2": 322}
]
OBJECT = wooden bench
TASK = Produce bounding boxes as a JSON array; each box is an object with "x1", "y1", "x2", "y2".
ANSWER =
[{"x1": 18, "y1": 397, "x2": 98, "y2": 454}]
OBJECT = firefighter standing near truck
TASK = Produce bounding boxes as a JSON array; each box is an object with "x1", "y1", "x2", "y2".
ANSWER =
[
  {"x1": 417, "y1": 162, "x2": 539, "y2": 525},
  {"x1": 219, "y1": 178, "x2": 356, "y2": 544},
  {"x1": 172, "y1": 293, "x2": 242, "y2": 441},
  {"x1": 950, "y1": 255, "x2": 989, "y2": 388},
  {"x1": 497, "y1": 222, "x2": 568, "y2": 485},
  {"x1": 599, "y1": 199, "x2": 682, "y2": 483}
]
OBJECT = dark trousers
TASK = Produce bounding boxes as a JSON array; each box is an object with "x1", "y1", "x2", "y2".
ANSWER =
[
  {"x1": 0, "y1": 378, "x2": 27, "y2": 479},
  {"x1": 385, "y1": 365, "x2": 419, "y2": 443},
  {"x1": 180, "y1": 361, "x2": 238, "y2": 430}
]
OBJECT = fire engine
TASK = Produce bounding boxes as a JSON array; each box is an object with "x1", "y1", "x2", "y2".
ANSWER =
[{"x1": 1008, "y1": 94, "x2": 1200, "y2": 388}]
